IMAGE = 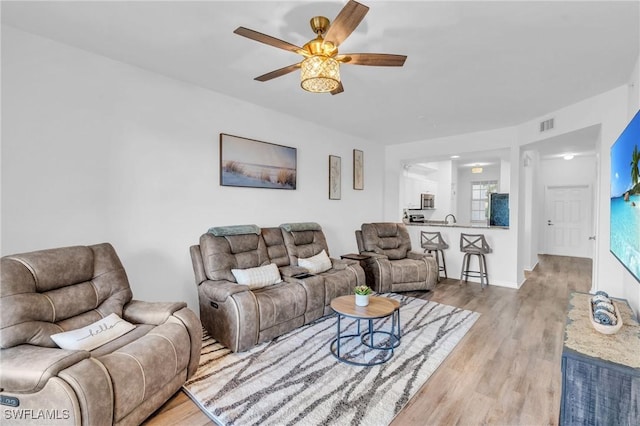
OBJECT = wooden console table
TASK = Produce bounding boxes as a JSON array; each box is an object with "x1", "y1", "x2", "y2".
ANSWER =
[{"x1": 560, "y1": 292, "x2": 640, "y2": 425}]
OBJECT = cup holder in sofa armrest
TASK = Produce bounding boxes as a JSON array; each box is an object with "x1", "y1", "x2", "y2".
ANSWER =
[
  {"x1": 278, "y1": 265, "x2": 308, "y2": 277},
  {"x1": 291, "y1": 272, "x2": 315, "y2": 279}
]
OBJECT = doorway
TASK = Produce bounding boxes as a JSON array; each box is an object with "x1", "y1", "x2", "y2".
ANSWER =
[{"x1": 544, "y1": 185, "x2": 594, "y2": 258}]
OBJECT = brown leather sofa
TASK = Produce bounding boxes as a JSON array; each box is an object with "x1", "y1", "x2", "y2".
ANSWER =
[
  {"x1": 0, "y1": 243, "x2": 202, "y2": 426},
  {"x1": 189, "y1": 223, "x2": 365, "y2": 352},
  {"x1": 356, "y1": 222, "x2": 438, "y2": 293}
]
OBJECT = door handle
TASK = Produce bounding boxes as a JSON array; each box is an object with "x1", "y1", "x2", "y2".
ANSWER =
[
  {"x1": 589, "y1": 236, "x2": 596, "y2": 240},
  {"x1": 547, "y1": 220, "x2": 554, "y2": 226}
]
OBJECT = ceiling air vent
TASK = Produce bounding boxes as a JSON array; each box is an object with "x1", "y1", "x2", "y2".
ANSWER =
[{"x1": 539, "y1": 118, "x2": 555, "y2": 132}]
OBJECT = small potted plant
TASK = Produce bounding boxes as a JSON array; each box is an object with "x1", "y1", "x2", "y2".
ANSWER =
[{"x1": 354, "y1": 285, "x2": 372, "y2": 307}]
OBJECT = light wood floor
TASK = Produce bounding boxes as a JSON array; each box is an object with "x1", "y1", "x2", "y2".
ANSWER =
[{"x1": 144, "y1": 254, "x2": 592, "y2": 426}]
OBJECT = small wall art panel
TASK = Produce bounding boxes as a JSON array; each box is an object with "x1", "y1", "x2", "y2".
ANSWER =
[
  {"x1": 353, "y1": 149, "x2": 364, "y2": 190},
  {"x1": 329, "y1": 155, "x2": 341, "y2": 200},
  {"x1": 220, "y1": 133, "x2": 296, "y2": 190}
]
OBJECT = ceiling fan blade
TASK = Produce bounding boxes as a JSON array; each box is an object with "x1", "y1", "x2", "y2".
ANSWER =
[
  {"x1": 234, "y1": 27, "x2": 308, "y2": 56},
  {"x1": 324, "y1": 0, "x2": 369, "y2": 47},
  {"x1": 338, "y1": 53, "x2": 407, "y2": 66},
  {"x1": 330, "y1": 82, "x2": 344, "y2": 95},
  {"x1": 254, "y1": 63, "x2": 301, "y2": 82}
]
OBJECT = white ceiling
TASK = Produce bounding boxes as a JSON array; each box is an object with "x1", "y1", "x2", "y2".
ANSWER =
[{"x1": 2, "y1": 1, "x2": 638, "y2": 145}]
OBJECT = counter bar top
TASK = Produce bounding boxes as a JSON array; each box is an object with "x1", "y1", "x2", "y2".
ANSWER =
[{"x1": 405, "y1": 222, "x2": 509, "y2": 230}]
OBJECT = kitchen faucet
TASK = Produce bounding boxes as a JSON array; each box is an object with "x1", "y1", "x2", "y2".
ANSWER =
[{"x1": 445, "y1": 214, "x2": 457, "y2": 224}]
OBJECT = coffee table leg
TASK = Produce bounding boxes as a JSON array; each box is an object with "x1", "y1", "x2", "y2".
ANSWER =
[
  {"x1": 336, "y1": 314, "x2": 341, "y2": 358},
  {"x1": 369, "y1": 319, "x2": 374, "y2": 347}
]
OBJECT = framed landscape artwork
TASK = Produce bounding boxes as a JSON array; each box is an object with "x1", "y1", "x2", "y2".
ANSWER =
[
  {"x1": 610, "y1": 109, "x2": 640, "y2": 282},
  {"x1": 329, "y1": 155, "x2": 341, "y2": 200},
  {"x1": 220, "y1": 134, "x2": 296, "y2": 190},
  {"x1": 353, "y1": 149, "x2": 364, "y2": 190}
]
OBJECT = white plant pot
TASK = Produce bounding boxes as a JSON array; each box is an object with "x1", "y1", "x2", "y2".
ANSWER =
[{"x1": 355, "y1": 294, "x2": 370, "y2": 307}]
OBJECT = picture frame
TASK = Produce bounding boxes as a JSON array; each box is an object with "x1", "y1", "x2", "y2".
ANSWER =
[
  {"x1": 219, "y1": 133, "x2": 296, "y2": 190},
  {"x1": 329, "y1": 155, "x2": 341, "y2": 200},
  {"x1": 353, "y1": 149, "x2": 364, "y2": 190}
]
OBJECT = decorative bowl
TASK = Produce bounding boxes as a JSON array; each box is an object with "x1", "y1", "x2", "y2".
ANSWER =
[{"x1": 589, "y1": 299, "x2": 623, "y2": 334}]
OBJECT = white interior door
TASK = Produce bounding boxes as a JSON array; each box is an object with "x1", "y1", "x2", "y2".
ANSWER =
[{"x1": 544, "y1": 185, "x2": 593, "y2": 258}]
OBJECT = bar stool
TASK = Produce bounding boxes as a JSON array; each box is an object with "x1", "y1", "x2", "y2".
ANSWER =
[
  {"x1": 459, "y1": 233, "x2": 492, "y2": 289},
  {"x1": 420, "y1": 231, "x2": 449, "y2": 280}
]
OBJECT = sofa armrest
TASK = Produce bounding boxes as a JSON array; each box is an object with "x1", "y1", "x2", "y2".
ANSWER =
[
  {"x1": 330, "y1": 258, "x2": 350, "y2": 270},
  {"x1": 123, "y1": 300, "x2": 187, "y2": 325},
  {"x1": 407, "y1": 251, "x2": 433, "y2": 261},
  {"x1": 170, "y1": 307, "x2": 203, "y2": 379},
  {"x1": 279, "y1": 265, "x2": 308, "y2": 277},
  {"x1": 199, "y1": 279, "x2": 249, "y2": 303},
  {"x1": 0, "y1": 345, "x2": 89, "y2": 393},
  {"x1": 361, "y1": 251, "x2": 388, "y2": 260}
]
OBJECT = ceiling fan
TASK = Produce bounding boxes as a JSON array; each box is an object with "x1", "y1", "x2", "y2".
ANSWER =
[{"x1": 233, "y1": 0, "x2": 407, "y2": 95}]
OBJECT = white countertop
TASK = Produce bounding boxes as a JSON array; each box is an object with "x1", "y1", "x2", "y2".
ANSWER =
[{"x1": 405, "y1": 221, "x2": 509, "y2": 230}]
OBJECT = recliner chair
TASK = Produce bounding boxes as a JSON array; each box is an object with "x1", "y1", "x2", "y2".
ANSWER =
[
  {"x1": 357, "y1": 222, "x2": 438, "y2": 293},
  {"x1": 0, "y1": 243, "x2": 202, "y2": 426}
]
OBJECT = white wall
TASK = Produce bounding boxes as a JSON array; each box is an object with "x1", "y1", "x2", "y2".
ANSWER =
[
  {"x1": 1, "y1": 27, "x2": 385, "y2": 312},
  {"x1": 540, "y1": 156, "x2": 597, "y2": 188},
  {"x1": 520, "y1": 150, "x2": 539, "y2": 271}
]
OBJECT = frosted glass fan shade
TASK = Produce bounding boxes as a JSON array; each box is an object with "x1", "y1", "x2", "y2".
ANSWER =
[{"x1": 300, "y1": 56, "x2": 340, "y2": 93}]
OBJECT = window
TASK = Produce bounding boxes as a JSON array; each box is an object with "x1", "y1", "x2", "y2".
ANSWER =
[{"x1": 471, "y1": 180, "x2": 498, "y2": 222}]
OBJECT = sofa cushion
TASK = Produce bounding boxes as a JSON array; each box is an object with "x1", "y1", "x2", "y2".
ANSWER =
[
  {"x1": 253, "y1": 282, "x2": 306, "y2": 330},
  {"x1": 231, "y1": 263, "x2": 282, "y2": 290},
  {"x1": 50, "y1": 313, "x2": 135, "y2": 351},
  {"x1": 298, "y1": 250, "x2": 332, "y2": 274}
]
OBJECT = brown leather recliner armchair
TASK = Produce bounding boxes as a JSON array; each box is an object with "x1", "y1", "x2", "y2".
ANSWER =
[
  {"x1": 358, "y1": 222, "x2": 438, "y2": 293},
  {"x1": 0, "y1": 243, "x2": 202, "y2": 426}
]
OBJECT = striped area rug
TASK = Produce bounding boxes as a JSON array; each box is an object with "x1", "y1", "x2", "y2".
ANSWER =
[{"x1": 183, "y1": 294, "x2": 479, "y2": 426}]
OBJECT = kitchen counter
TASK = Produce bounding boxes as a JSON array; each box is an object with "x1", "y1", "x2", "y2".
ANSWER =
[
  {"x1": 404, "y1": 222, "x2": 518, "y2": 288},
  {"x1": 405, "y1": 221, "x2": 509, "y2": 230}
]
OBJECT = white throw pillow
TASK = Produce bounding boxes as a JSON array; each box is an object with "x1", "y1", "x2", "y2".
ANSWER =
[
  {"x1": 298, "y1": 250, "x2": 332, "y2": 274},
  {"x1": 231, "y1": 263, "x2": 282, "y2": 290},
  {"x1": 50, "y1": 313, "x2": 135, "y2": 351}
]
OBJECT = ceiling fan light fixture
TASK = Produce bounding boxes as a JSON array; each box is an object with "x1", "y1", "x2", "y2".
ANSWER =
[{"x1": 300, "y1": 56, "x2": 340, "y2": 93}]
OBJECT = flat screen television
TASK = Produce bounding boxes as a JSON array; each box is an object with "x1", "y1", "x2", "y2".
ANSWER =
[{"x1": 610, "y1": 109, "x2": 640, "y2": 282}]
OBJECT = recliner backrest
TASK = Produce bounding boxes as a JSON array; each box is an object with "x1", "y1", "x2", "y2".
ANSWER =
[
  {"x1": 361, "y1": 223, "x2": 412, "y2": 260},
  {"x1": 261, "y1": 227, "x2": 290, "y2": 267},
  {"x1": 199, "y1": 232, "x2": 270, "y2": 282},
  {"x1": 280, "y1": 223, "x2": 330, "y2": 265},
  {"x1": 0, "y1": 243, "x2": 132, "y2": 349}
]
